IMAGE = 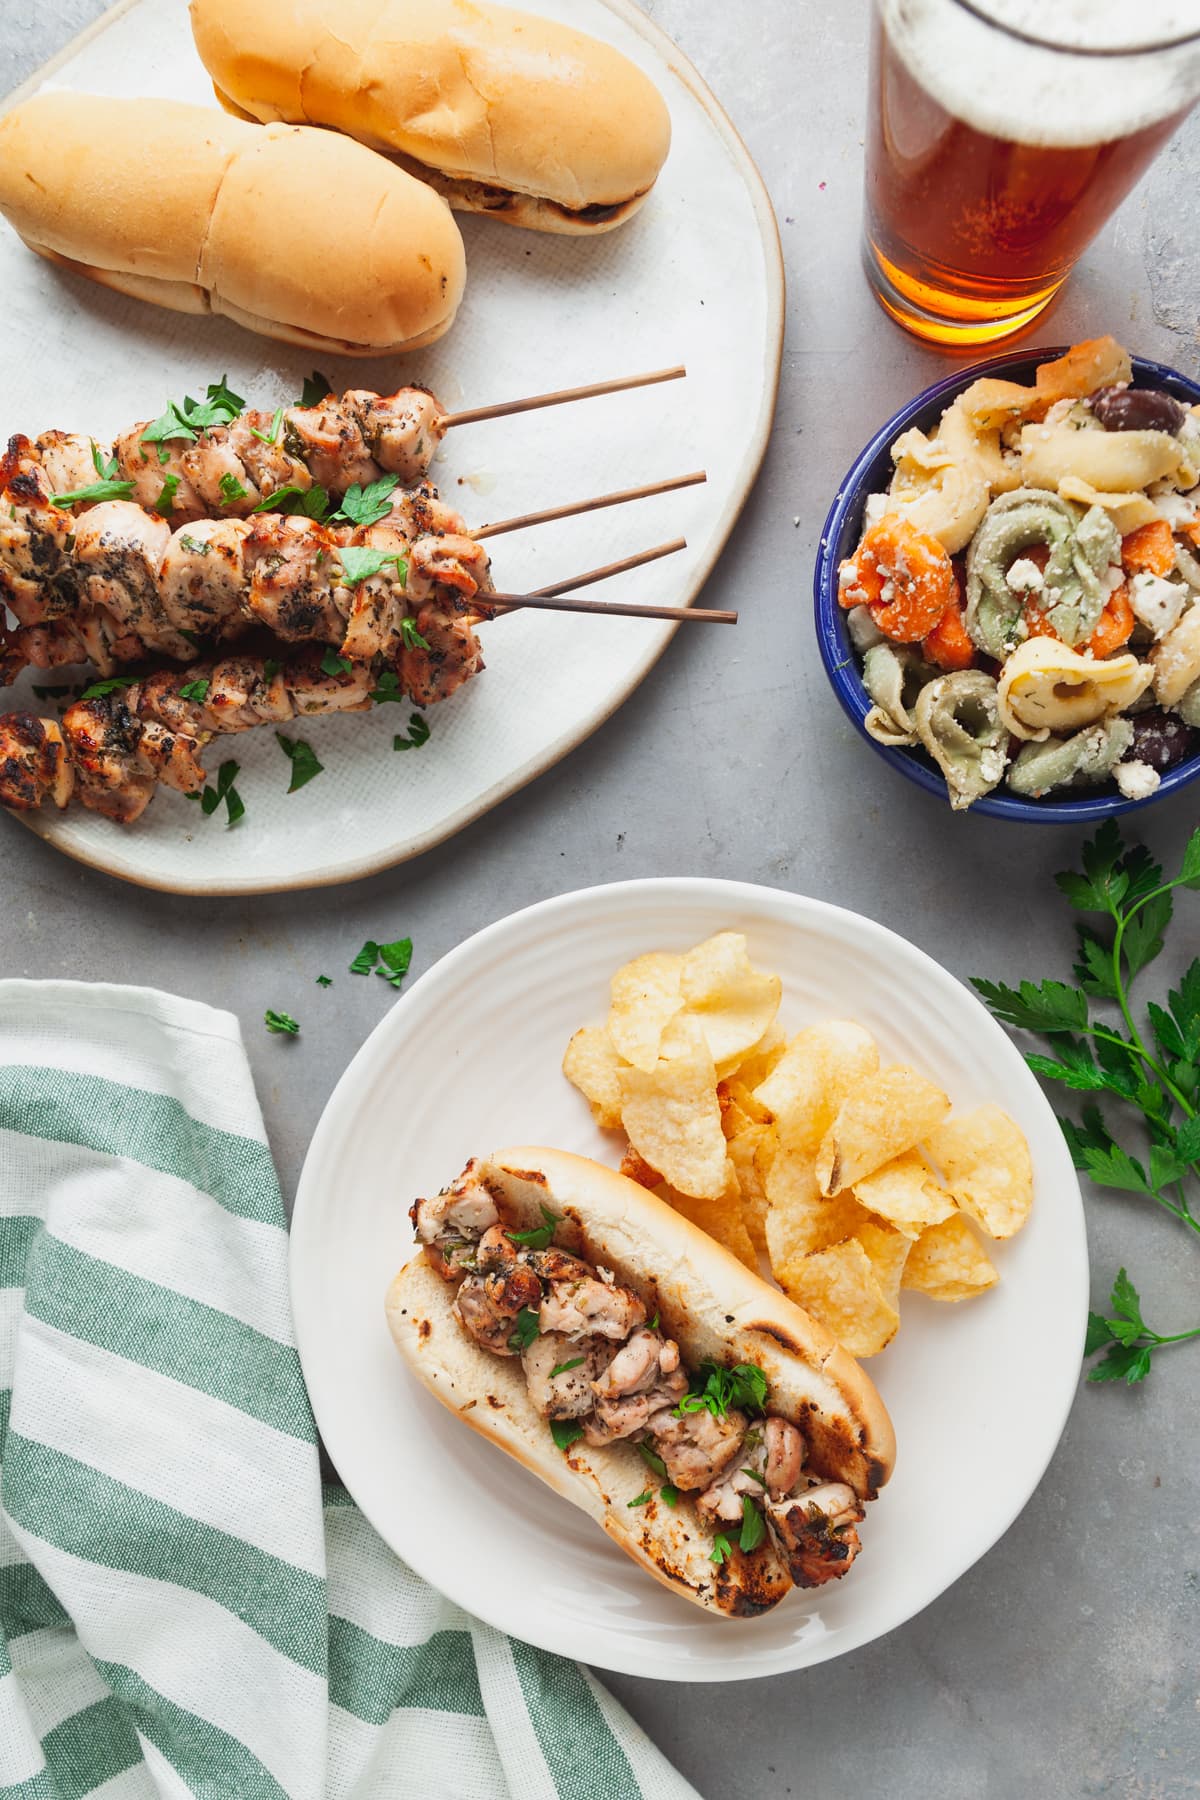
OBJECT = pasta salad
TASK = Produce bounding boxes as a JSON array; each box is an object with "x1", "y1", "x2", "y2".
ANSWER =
[{"x1": 837, "y1": 338, "x2": 1200, "y2": 810}]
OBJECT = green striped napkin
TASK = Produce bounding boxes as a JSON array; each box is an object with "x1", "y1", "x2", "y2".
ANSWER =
[{"x1": 0, "y1": 981, "x2": 699, "y2": 1800}]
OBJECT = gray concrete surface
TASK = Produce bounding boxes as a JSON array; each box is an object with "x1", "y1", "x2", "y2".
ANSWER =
[{"x1": 4, "y1": 3, "x2": 1200, "y2": 1796}]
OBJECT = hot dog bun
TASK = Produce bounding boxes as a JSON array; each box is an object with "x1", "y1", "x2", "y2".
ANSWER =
[
  {"x1": 386, "y1": 1147, "x2": 895, "y2": 1619},
  {"x1": 190, "y1": 0, "x2": 671, "y2": 235},
  {"x1": 0, "y1": 94, "x2": 466, "y2": 355}
]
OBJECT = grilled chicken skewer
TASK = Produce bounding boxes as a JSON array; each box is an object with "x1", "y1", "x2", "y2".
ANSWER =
[{"x1": 1, "y1": 472, "x2": 491, "y2": 693}]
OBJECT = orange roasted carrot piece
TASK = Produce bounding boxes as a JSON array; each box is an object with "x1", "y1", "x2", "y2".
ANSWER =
[
  {"x1": 1084, "y1": 584, "x2": 1135, "y2": 658},
  {"x1": 923, "y1": 601, "x2": 975, "y2": 669},
  {"x1": 838, "y1": 516, "x2": 953, "y2": 642},
  {"x1": 1121, "y1": 519, "x2": 1175, "y2": 577}
]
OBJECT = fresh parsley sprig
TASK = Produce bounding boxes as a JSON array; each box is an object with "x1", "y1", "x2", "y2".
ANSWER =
[
  {"x1": 673, "y1": 1361, "x2": 768, "y2": 1420},
  {"x1": 974, "y1": 823, "x2": 1200, "y2": 1385},
  {"x1": 506, "y1": 1204, "x2": 559, "y2": 1251},
  {"x1": 276, "y1": 733, "x2": 324, "y2": 793},
  {"x1": 348, "y1": 937, "x2": 414, "y2": 990},
  {"x1": 187, "y1": 758, "x2": 245, "y2": 826}
]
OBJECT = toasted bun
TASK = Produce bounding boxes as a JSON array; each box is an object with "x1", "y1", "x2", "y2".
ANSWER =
[
  {"x1": 0, "y1": 94, "x2": 466, "y2": 354},
  {"x1": 190, "y1": 0, "x2": 671, "y2": 234},
  {"x1": 386, "y1": 1148, "x2": 895, "y2": 1619}
]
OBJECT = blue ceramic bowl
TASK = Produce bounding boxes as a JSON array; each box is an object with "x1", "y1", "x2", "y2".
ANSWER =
[{"x1": 813, "y1": 346, "x2": 1200, "y2": 823}]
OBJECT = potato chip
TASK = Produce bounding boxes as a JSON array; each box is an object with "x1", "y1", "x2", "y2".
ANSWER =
[
  {"x1": 726, "y1": 1121, "x2": 771, "y2": 1255},
  {"x1": 607, "y1": 951, "x2": 683, "y2": 1073},
  {"x1": 777, "y1": 1239, "x2": 899, "y2": 1357},
  {"x1": 719, "y1": 1077, "x2": 773, "y2": 1132},
  {"x1": 851, "y1": 1149, "x2": 956, "y2": 1239},
  {"x1": 852, "y1": 1217, "x2": 911, "y2": 1311},
  {"x1": 733, "y1": 1022, "x2": 787, "y2": 1092},
  {"x1": 678, "y1": 932, "x2": 782, "y2": 1073},
  {"x1": 764, "y1": 1144, "x2": 870, "y2": 1268},
  {"x1": 816, "y1": 1064, "x2": 950, "y2": 1195},
  {"x1": 618, "y1": 1015, "x2": 727, "y2": 1199},
  {"x1": 562, "y1": 1026, "x2": 625, "y2": 1129},
  {"x1": 925, "y1": 1105, "x2": 1034, "y2": 1239},
  {"x1": 656, "y1": 1163, "x2": 757, "y2": 1271},
  {"x1": 902, "y1": 1214, "x2": 998, "y2": 1302},
  {"x1": 619, "y1": 1147, "x2": 661, "y2": 1190},
  {"x1": 754, "y1": 1021, "x2": 879, "y2": 1155}
]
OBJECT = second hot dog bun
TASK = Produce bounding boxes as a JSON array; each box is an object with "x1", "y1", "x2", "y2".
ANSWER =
[
  {"x1": 386, "y1": 1147, "x2": 895, "y2": 1618},
  {"x1": 0, "y1": 94, "x2": 466, "y2": 355},
  {"x1": 190, "y1": 0, "x2": 671, "y2": 235}
]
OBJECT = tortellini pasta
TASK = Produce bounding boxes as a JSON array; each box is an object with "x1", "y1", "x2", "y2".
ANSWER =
[
  {"x1": 862, "y1": 643, "x2": 933, "y2": 746},
  {"x1": 997, "y1": 638, "x2": 1152, "y2": 741},
  {"x1": 1020, "y1": 424, "x2": 1182, "y2": 494},
  {"x1": 1150, "y1": 606, "x2": 1200, "y2": 709},
  {"x1": 913, "y1": 671, "x2": 1007, "y2": 811},
  {"x1": 965, "y1": 490, "x2": 1117, "y2": 657},
  {"x1": 1057, "y1": 475, "x2": 1158, "y2": 537},
  {"x1": 1006, "y1": 718, "x2": 1135, "y2": 797},
  {"x1": 887, "y1": 424, "x2": 989, "y2": 554}
]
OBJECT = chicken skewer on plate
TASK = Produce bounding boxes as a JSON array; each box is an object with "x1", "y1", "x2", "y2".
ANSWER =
[{"x1": 1, "y1": 474, "x2": 492, "y2": 696}]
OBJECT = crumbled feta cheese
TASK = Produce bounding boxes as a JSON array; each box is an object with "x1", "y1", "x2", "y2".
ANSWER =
[
  {"x1": 1114, "y1": 760, "x2": 1161, "y2": 801},
  {"x1": 1150, "y1": 482, "x2": 1199, "y2": 529},
  {"x1": 1006, "y1": 557, "x2": 1045, "y2": 593},
  {"x1": 1103, "y1": 564, "x2": 1126, "y2": 595},
  {"x1": 863, "y1": 492, "x2": 890, "y2": 529},
  {"x1": 1043, "y1": 398, "x2": 1082, "y2": 427},
  {"x1": 877, "y1": 578, "x2": 895, "y2": 605},
  {"x1": 1129, "y1": 571, "x2": 1188, "y2": 640}
]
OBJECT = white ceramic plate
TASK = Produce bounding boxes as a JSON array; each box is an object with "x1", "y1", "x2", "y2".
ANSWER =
[
  {"x1": 291, "y1": 879, "x2": 1088, "y2": 1682},
  {"x1": 2, "y1": 0, "x2": 783, "y2": 894}
]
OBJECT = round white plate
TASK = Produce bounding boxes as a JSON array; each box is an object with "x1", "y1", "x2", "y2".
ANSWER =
[
  {"x1": 3, "y1": 0, "x2": 783, "y2": 894},
  {"x1": 291, "y1": 878, "x2": 1088, "y2": 1681}
]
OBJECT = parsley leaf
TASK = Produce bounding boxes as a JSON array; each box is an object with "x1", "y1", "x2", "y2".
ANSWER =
[
  {"x1": 316, "y1": 975, "x2": 333, "y2": 988},
  {"x1": 154, "y1": 473, "x2": 180, "y2": 517},
  {"x1": 549, "y1": 1357, "x2": 585, "y2": 1378},
  {"x1": 508, "y1": 1307, "x2": 540, "y2": 1353},
  {"x1": 253, "y1": 483, "x2": 330, "y2": 520},
  {"x1": 298, "y1": 371, "x2": 333, "y2": 407},
  {"x1": 276, "y1": 732, "x2": 324, "y2": 793},
  {"x1": 376, "y1": 937, "x2": 413, "y2": 990},
  {"x1": 550, "y1": 1418, "x2": 584, "y2": 1453},
  {"x1": 636, "y1": 1442, "x2": 668, "y2": 1479},
  {"x1": 709, "y1": 1533, "x2": 733, "y2": 1566},
  {"x1": 332, "y1": 475, "x2": 400, "y2": 528},
  {"x1": 141, "y1": 377, "x2": 245, "y2": 446},
  {"x1": 178, "y1": 678, "x2": 210, "y2": 703},
  {"x1": 349, "y1": 940, "x2": 380, "y2": 976},
  {"x1": 400, "y1": 616, "x2": 429, "y2": 650},
  {"x1": 79, "y1": 674, "x2": 139, "y2": 700},
  {"x1": 627, "y1": 1490, "x2": 651, "y2": 1508},
  {"x1": 264, "y1": 1009, "x2": 299, "y2": 1036},
  {"x1": 337, "y1": 547, "x2": 409, "y2": 588},
  {"x1": 393, "y1": 712, "x2": 431, "y2": 752},
  {"x1": 50, "y1": 477, "x2": 136, "y2": 509},
  {"x1": 506, "y1": 1204, "x2": 559, "y2": 1251},
  {"x1": 248, "y1": 406, "x2": 284, "y2": 446},
  {"x1": 661, "y1": 1484, "x2": 678, "y2": 1508},
  {"x1": 674, "y1": 1361, "x2": 768, "y2": 1420},
  {"x1": 320, "y1": 648, "x2": 353, "y2": 676},
  {"x1": 219, "y1": 472, "x2": 248, "y2": 506},
  {"x1": 739, "y1": 1496, "x2": 765, "y2": 1554},
  {"x1": 970, "y1": 977, "x2": 1088, "y2": 1035},
  {"x1": 368, "y1": 671, "x2": 405, "y2": 704},
  {"x1": 190, "y1": 758, "x2": 245, "y2": 826}
]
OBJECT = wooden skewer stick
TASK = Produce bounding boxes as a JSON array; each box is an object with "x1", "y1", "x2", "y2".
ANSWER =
[
  {"x1": 473, "y1": 470, "x2": 707, "y2": 541},
  {"x1": 477, "y1": 537, "x2": 738, "y2": 624},
  {"x1": 440, "y1": 365, "x2": 687, "y2": 430}
]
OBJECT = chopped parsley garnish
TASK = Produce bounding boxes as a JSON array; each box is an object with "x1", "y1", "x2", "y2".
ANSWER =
[
  {"x1": 740, "y1": 1467, "x2": 768, "y2": 1487},
  {"x1": 739, "y1": 1496, "x2": 765, "y2": 1553},
  {"x1": 393, "y1": 712, "x2": 431, "y2": 752},
  {"x1": 337, "y1": 547, "x2": 409, "y2": 588},
  {"x1": 154, "y1": 473, "x2": 180, "y2": 517},
  {"x1": 263, "y1": 658, "x2": 281, "y2": 681},
  {"x1": 264, "y1": 1009, "x2": 299, "y2": 1035},
  {"x1": 320, "y1": 648, "x2": 353, "y2": 676},
  {"x1": 508, "y1": 1307, "x2": 540, "y2": 1353},
  {"x1": 90, "y1": 439, "x2": 115, "y2": 479},
  {"x1": 661, "y1": 1484, "x2": 678, "y2": 1508},
  {"x1": 627, "y1": 1491, "x2": 651, "y2": 1509},
  {"x1": 178, "y1": 535, "x2": 210, "y2": 557},
  {"x1": 178, "y1": 678, "x2": 210, "y2": 702},
  {"x1": 276, "y1": 732, "x2": 324, "y2": 793},
  {"x1": 248, "y1": 406, "x2": 284, "y2": 446},
  {"x1": 648, "y1": 1312, "x2": 660, "y2": 1331},
  {"x1": 219, "y1": 472, "x2": 248, "y2": 506},
  {"x1": 550, "y1": 1418, "x2": 584, "y2": 1453},
  {"x1": 674, "y1": 1362, "x2": 768, "y2": 1421},
  {"x1": 253, "y1": 483, "x2": 329, "y2": 520},
  {"x1": 348, "y1": 937, "x2": 414, "y2": 990},
  {"x1": 50, "y1": 477, "x2": 135, "y2": 509},
  {"x1": 505, "y1": 1204, "x2": 559, "y2": 1251},
  {"x1": 141, "y1": 377, "x2": 245, "y2": 446},
  {"x1": 177, "y1": 628, "x2": 202, "y2": 648},
  {"x1": 316, "y1": 975, "x2": 333, "y2": 988},
  {"x1": 297, "y1": 371, "x2": 332, "y2": 408},
  {"x1": 636, "y1": 1442, "x2": 668, "y2": 1479},
  {"x1": 709, "y1": 1534, "x2": 733, "y2": 1566},
  {"x1": 549, "y1": 1357, "x2": 584, "y2": 1378},
  {"x1": 188, "y1": 758, "x2": 245, "y2": 826},
  {"x1": 79, "y1": 674, "x2": 140, "y2": 700},
  {"x1": 332, "y1": 475, "x2": 399, "y2": 528},
  {"x1": 368, "y1": 671, "x2": 405, "y2": 704},
  {"x1": 400, "y1": 616, "x2": 429, "y2": 650}
]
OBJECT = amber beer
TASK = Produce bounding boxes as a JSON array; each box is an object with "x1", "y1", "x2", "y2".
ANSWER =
[{"x1": 864, "y1": 0, "x2": 1200, "y2": 345}]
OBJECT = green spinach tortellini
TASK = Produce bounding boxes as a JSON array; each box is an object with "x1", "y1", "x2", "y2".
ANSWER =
[
  {"x1": 965, "y1": 489, "x2": 1118, "y2": 658},
  {"x1": 913, "y1": 670, "x2": 1007, "y2": 811}
]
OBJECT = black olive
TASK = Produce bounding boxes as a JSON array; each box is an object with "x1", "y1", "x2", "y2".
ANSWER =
[
  {"x1": 1092, "y1": 386, "x2": 1186, "y2": 435},
  {"x1": 1127, "y1": 707, "x2": 1198, "y2": 774}
]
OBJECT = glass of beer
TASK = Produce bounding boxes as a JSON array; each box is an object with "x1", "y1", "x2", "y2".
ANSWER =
[{"x1": 863, "y1": 0, "x2": 1200, "y2": 346}]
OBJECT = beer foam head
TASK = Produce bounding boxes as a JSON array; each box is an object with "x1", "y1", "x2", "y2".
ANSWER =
[{"x1": 881, "y1": 0, "x2": 1200, "y2": 146}]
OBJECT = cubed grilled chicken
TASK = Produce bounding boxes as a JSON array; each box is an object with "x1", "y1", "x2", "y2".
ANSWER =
[
  {"x1": 72, "y1": 503, "x2": 188, "y2": 656},
  {"x1": 343, "y1": 387, "x2": 444, "y2": 484},
  {"x1": 159, "y1": 519, "x2": 253, "y2": 637},
  {"x1": 647, "y1": 1406, "x2": 749, "y2": 1492},
  {"x1": 584, "y1": 1328, "x2": 688, "y2": 1445},
  {"x1": 696, "y1": 1417, "x2": 805, "y2": 1523},
  {"x1": 767, "y1": 1482, "x2": 863, "y2": 1588},
  {"x1": 522, "y1": 1332, "x2": 611, "y2": 1419},
  {"x1": 0, "y1": 713, "x2": 73, "y2": 810},
  {"x1": 537, "y1": 1269, "x2": 646, "y2": 1342},
  {"x1": 338, "y1": 520, "x2": 411, "y2": 664},
  {"x1": 112, "y1": 426, "x2": 206, "y2": 522},
  {"x1": 243, "y1": 516, "x2": 345, "y2": 642},
  {"x1": 0, "y1": 437, "x2": 75, "y2": 619},
  {"x1": 412, "y1": 1163, "x2": 501, "y2": 1281},
  {"x1": 476, "y1": 1225, "x2": 545, "y2": 1316},
  {"x1": 60, "y1": 695, "x2": 205, "y2": 822},
  {"x1": 34, "y1": 431, "x2": 104, "y2": 497},
  {"x1": 177, "y1": 427, "x2": 265, "y2": 516},
  {"x1": 225, "y1": 417, "x2": 309, "y2": 501},
  {"x1": 281, "y1": 403, "x2": 381, "y2": 494}
]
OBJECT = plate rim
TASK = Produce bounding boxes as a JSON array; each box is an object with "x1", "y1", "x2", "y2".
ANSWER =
[
  {"x1": 290, "y1": 875, "x2": 1090, "y2": 1681},
  {"x1": 6, "y1": 0, "x2": 786, "y2": 897}
]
